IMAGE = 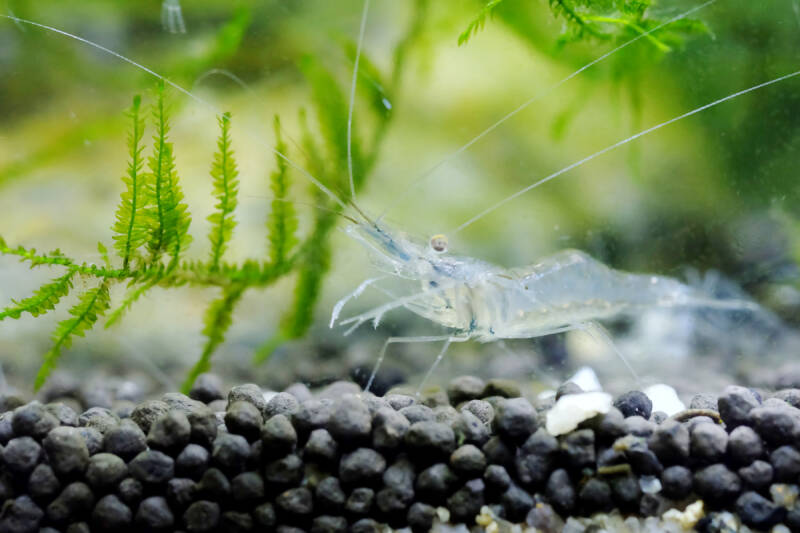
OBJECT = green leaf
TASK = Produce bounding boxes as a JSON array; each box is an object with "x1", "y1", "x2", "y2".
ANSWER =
[
  {"x1": 0, "y1": 271, "x2": 75, "y2": 321},
  {"x1": 254, "y1": 211, "x2": 336, "y2": 365},
  {"x1": 207, "y1": 112, "x2": 239, "y2": 270},
  {"x1": 297, "y1": 108, "x2": 328, "y2": 188},
  {"x1": 299, "y1": 55, "x2": 364, "y2": 194},
  {"x1": 342, "y1": 40, "x2": 393, "y2": 120},
  {"x1": 111, "y1": 94, "x2": 148, "y2": 270},
  {"x1": 181, "y1": 284, "x2": 245, "y2": 392},
  {"x1": 284, "y1": 211, "x2": 336, "y2": 337},
  {"x1": 208, "y1": 6, "x2": 252, "y2": 65},
  {"x1": 35, "y1": 283, "x2": 111, "y2": 390},
  {"x1": 548, "y1": 0, "x2": 610, "y2": 42},
  {"x1": 267, "y1": 116, "x2": 298, "y2": 267},
  {"x1": 105, "y1": 279, "x2": 157, "y2": 328},
  {"x1": 458, "y1": 0, "x2": 507, "y2": 46},
  {"x1": 97, "y1": 242, "x2": 112, "y2": 268},
  {"x1": 146, "y1": 82, "x2": 192, "y2": 266}
]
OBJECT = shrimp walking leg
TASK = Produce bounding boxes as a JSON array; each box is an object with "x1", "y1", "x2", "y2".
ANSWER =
[
  {"x1": 580, "y1": 322, "x2": 641, "y2": 382},
  {"x1": 496, "y1": 340, "x2": 560, "y2": 387},
  {"x1": 340, "y1": 285, "x2": 453, "y2": 335},
  {"x1": 365, "y1": 334, "x2": 467, "y2": 394},
  {"x1": 329, "y1": 276, "x2": 387, "y2": 328},
  {"x1": 415, "y1": 335, "x2": 471, "y2": 397}
]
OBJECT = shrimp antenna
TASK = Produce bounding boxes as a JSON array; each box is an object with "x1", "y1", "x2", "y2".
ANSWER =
[
  {"x1": 454, "y1": 67, "x2": 800, "y2": 233},
  {"x1": 376, "y1": 0, "x2": 718, "y2": 223},
  {"x1": 193, "y1": 68, "x2": 255, "y2": 95},
  {"x1": 347, "y1": 0, "x2": 371, "y2": 201},
  {"x1": 0, "y1": 13, "x2": 350, "y2": 213},
  {"x1": 245, "y1": 195, "x2": 360, "y2": 224},
  {"x1": 347, "y1": 198, "x2": 377, "y2": 228}
]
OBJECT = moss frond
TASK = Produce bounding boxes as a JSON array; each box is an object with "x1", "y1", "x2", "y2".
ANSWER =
[
  {"x1": 0, "y1": 271, "x2": 75, "y2": 321},
  {"x1": 458, "y1": 0, "x2": 507, "y2": 46},
  {"x1": 145, "y1": 82, "x2": 192, "y2": 265},
  {"x1": 35, "y1": 283, "x2": 111, "y2": 391},
  {"x1": 105, "y1": 279, "x2": 157, "y2": 328},
  {"x1": 299, "y1": 55, "x2": 364, "y2": 193},
  {"x1": 1, "y1": 239, "x2": 74, "y2": 269},
  {"x1": 254, "y1": 211, "x2": 335, "y2": 365},
  {"x1": 181, "y1": 284, "x2": 245, "y2": 392},
  {"x1": 112, "y1": 94, "x2": 148, "y2": 270},
  {"x1": 97, "y1": 242, "x2": 112, "y2": 268},
  {"x1": 549, "y1": 0, "x2": 609, "y2": 42},
  {"x1": 343, "y1": 41, "x2": 393, "y2": 120},
  {"x1": 207, "y1": 112, "x2": 239, "y2": 270},
  {"x1": 267, "y1": 116, "x2": 298, "y2": 267},
  {"x1": 284, "y1": 212, "x2": 336, "y2": 338},
  {"x1": 460, "y1": 0, "x2": 709, "y2": 53}
]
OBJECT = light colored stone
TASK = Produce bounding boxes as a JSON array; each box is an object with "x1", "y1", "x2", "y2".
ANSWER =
[
  {"x1": 567, "y1": 366, "x2": 602, "y2": 392},
  {"x1": 546, "y1": 391, "x2": 613, "y2": 436},
  {"x1": 662, "y1": 500, "x2": 704, "y2": 531},
  {"x1": 644, "y1": 384, "x2": 685, "y2": 416}
]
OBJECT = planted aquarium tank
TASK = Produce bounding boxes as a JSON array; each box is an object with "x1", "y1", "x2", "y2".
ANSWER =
[{"x1": 1, "y1": 0, "x2": 799, "y2": 531}]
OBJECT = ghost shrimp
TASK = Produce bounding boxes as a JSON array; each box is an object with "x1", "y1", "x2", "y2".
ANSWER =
[
  {"x1": 328, "y1": 1, "x2": 798, "y2": 395},
  {"x1": 331, "y1": 216, "x2": 759, "y2": 393}
]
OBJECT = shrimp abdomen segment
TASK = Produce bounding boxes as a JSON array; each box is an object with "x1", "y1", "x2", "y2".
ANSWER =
[{"x1": 479, "y1": 250, "x2": 734, "y2": 339}]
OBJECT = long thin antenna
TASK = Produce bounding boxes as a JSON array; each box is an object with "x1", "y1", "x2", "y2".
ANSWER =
[
  {"x1": 244, "y1": 195, "x2": 359, "y2": 224},
  {"x1": 191, "y1": 68, "x2": 316, "y2": 174},
  {"x1": 1, "y1": 15, "x2": 206, "y2": 107},
  {"x1": 0, "y1": 13, "x2": 350, "y2": 212},
  {"x1": 454, "y1": 68, "x2": 800, "y2": 233},
  {"x1": 377, "y1": 0, "x2": 718, "y2": 222},
  {"x1": 347, "y1": 0, "x2": 371, "y2": 200}
]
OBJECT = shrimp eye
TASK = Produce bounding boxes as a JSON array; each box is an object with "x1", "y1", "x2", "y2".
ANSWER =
[{"x1": 429, "y1": 234, "x2": 448, "y2": 253}]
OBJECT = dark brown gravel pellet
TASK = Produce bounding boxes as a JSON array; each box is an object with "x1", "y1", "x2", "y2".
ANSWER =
[{"x1": 6, "y1": 375, "x2": 800, "y2": 531}]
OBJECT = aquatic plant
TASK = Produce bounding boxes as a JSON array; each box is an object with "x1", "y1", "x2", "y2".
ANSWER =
[
  {"x1": 459, "y1": 0, "x2": 710, "y2": 49},
  {"x1": 0, "y1": 0, "x2": 424, "y2": 391}
]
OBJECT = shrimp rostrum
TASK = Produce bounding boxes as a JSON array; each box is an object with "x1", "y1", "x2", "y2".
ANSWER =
[{"x1": 331, "y1": 212, "x2": 759, "y2": 393}]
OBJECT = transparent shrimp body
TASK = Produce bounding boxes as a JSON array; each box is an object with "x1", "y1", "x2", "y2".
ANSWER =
[
  {"x1": 338, "y1": 215, "x2": 770, "y2": 393},
  {"x1": 340, "y1": 223, "x2": 756, "y2": 345}
]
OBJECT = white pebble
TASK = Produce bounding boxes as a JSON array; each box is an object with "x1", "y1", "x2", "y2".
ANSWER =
[
  {"x1": 546, "y1": 391, "x2": 613, "y2": 436},
  {"x1": 662, "y1": 499, "x2": 704, "y2": 530},
  {"x1": 639, "y1": 475, "x2": 662, "y2": 494},
  {"x1": 568, "y1": 366, "x2": 602, "y2": 392},
  {"x1": 643, "y1": 384, "x2": 685, "y2": 416}
]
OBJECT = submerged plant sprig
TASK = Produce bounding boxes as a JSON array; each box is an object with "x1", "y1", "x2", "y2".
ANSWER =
[
  {"x1": 460, "y1": 0, "x2": 710, "y2": 51},
  {"x1": 208, "y1": 112, "x2": 239, "y2": 271},
  {"x1": 111, "y1": 94, "x2": 148, "y2": 271},
  {"x1": 36, "y1": 283, "x2": 111, "y2": 390},
  {"x1": 0, "y1": 85, "x2": 291, "y2": 391},
  {"x1": 266, "y1": 116, "x2": 298, "y2": 268},
  {"x1": 0, "y1": 271, "x2": 76, "y2": 321},
  {"x1": 1, "y1": 68, "x2": 395, "y2": 391},
  {"x1": 1, "y1": 2, "x2": 427, "y2": 391},
  {"x1": 145, "y1": 82, "x2": 192, "y2": 267}
]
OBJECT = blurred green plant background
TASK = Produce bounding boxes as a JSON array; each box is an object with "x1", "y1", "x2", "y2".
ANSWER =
[{"x1": 0, "y1": 0, "x2": 798, "y2": 396}]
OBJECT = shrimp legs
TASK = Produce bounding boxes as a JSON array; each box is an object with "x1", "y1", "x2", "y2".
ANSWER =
[
  {"x1": 364, "y1": 334, "x2": 470, "y2": 395},
  {"x1": 362, "y1": 322, "x2": 625, "y2": 395}
]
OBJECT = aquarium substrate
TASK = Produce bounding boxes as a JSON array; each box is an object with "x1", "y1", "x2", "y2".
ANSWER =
[{"x1": 2, "y1": 374, "x2": 800, "y2": 532}]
